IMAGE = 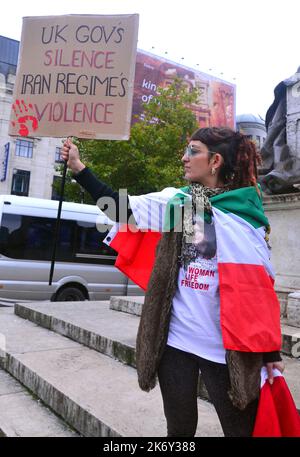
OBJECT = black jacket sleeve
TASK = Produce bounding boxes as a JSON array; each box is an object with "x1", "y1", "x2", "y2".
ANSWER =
[
  {"x1": 73, "y1": 167, "x2": 133, "y2": 223},
  {"x1": 263, "y1": 351, "x2": 282, "y2": 364}
]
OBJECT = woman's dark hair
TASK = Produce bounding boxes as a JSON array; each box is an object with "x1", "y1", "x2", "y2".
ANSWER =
[{"x1": 190, "y1": 127, "x2": 262, "y2": 190}]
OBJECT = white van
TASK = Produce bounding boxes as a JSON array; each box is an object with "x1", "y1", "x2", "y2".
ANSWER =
[{"x1": 0, "y1": 195, "x2": 143, "y2": 301}]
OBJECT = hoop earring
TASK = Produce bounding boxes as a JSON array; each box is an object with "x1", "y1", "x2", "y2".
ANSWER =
[{"x1": 211, "y1": 167, "x2": 216, "y2": 176}]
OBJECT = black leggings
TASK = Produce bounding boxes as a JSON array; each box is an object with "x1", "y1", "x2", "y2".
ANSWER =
[{"x1": 157, "y1": 345, "x2": 258, "y2": 437}]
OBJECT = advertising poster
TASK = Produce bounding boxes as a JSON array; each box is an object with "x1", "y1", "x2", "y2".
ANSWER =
[{"x1": 132, "y1": 50, "x2": 235, "y2": 129}]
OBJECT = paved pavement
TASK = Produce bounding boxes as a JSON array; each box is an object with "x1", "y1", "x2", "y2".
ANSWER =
[
  {"x1": 0, "y1": 299, "x2": 16, "y2": 307},
  {"x1": 0, "y1": 298, "x2": 50, "y2": 307}
]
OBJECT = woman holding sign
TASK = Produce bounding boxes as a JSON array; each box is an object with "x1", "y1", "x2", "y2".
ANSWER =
[{"x1": 61, "y1": 127, "x2": 284, "y2": 437}]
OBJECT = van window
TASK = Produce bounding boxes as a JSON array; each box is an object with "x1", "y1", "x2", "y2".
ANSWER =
[
  {"x1": 0, "y1": 213, "x2": 117, "y2": 264},
  {"x1": 75, "y1": 221, "x2": 117, "y2": 261}
]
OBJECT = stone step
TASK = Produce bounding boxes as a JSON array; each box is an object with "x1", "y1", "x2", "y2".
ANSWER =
[
  {"x1": 16, "y1": 299, "x2": 300, "y2": 361},
  {"x1": 15, "y1": 300, "x2": 138, "y2": 368},
  {"x1": 110, "y1": 295, "x2": 143, "y2": 316},
  {"x1": 286, "y1": 292, "x2": 300, "y2": 327},
  {"x1": 276, "y1": 290, "x2": 289, "y2": 318},
  {"x1": 0, "y1": 307, "x2": 223, "y2": 437},
  {"x1": 0, "y1": 367, "x2": 79, "y2": 437},
  {"x1": 111, "y1": 294, "x2": 300, "y2": 325},
  {"x1": 13, "y1": 301, "x2": 300, "y2": 412},
  {"x1": 275, "y1": 288, "x2": 300, "y2": 319},
  {"x1": 281, "y1": 320, "x2": 300, "y2": 357},
  {"x1": 110, "y1": 296, "x2": 300, "y2": 358},
  {"x1": 110, "y1": 293, "x2": 300, "y2": 321}
]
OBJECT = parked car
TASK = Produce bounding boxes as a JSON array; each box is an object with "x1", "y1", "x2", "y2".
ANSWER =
[{"x1": 0, "y1": 195, "x2": 143, "y2": 301}]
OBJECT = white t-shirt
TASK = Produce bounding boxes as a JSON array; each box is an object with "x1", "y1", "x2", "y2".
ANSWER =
[
  {"x1": 167, "y1": 218, "x2": 226, "y2": 364},
  {"x1": 128, "y1": 190, "x2": 226, "y2": 364}
]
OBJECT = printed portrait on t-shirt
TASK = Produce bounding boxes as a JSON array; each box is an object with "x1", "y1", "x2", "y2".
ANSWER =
[{"x1": 193, "y1": 220, "x2": 217, "y2": 260}]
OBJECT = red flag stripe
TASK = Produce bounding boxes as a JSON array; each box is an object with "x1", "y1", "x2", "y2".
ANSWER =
[{"x1": 218, "y1": 263, "x2": 281, "y2": 351}]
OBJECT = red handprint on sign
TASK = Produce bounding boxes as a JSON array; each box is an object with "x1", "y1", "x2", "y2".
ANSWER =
[{"x1": 11, "y1": 100, "x2": 38, "y2": 136}]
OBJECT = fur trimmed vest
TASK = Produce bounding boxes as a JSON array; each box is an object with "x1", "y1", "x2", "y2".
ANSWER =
[{"x1": 135, "y1": 230, "x2": 263, "y2": 410}]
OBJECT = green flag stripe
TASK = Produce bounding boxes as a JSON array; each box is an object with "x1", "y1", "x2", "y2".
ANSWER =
[
  {"x1": 165, "y1": 185, "x2": 269, "y2": 231},
  {"x1": 210, "y1": 186, "x2": 269, "y2": 229},
  {"x1": 163, "y1": 190, "x2": 188, "y2": 231}
]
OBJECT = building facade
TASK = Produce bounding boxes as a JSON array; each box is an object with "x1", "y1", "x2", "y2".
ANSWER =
[
  {"x1": 0, "y1": 36, "x2": 236, "y2": 200},
  {"x1": 236, "y1": 113, "x2": 266, "y2": 150},
  {"x1": 0, "y1": 35, "x2": 62, "y2": 200}
]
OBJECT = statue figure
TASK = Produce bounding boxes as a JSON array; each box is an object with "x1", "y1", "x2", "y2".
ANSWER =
[{"x1": 259, "y1": 67, "x2": 300, "y2": 194}]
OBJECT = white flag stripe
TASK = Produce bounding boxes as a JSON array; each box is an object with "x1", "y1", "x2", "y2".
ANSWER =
[
  {"x1": 212, "y1": 207, "x2": 275, "y2": 278},
  {"x1": 103, "y1": 222, "x2": 121, "y2": 245},
  {"x1": 103, "y1": 187, "x2": 189, "y2": 244},
  {"x1": 104, "y1": 194, "x2": 275, "y2": 281},
  {"x1": 260, "y1": 367, "x2": 283, "y2": 388},
  {"x1": 129, "y1": 187, "x2": 190, "y2": 231}
]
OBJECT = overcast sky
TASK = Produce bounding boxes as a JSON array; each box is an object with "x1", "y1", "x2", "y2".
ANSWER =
[{"x1": 1, "y1": 0, "x2": 299, "y2": 118}]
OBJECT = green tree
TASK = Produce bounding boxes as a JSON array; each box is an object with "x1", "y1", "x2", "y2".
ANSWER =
[{"x1": 54, "y1": 77, "x2": 199, "y2": 202}]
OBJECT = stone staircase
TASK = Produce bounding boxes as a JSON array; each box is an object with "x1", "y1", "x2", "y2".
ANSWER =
[
  {"x1": 0, "y1": 300, "x2": 222, "y2": 437},
  {"x1": 0, "y1": 367, "x2": 79, "y2": 437},
  {"x1": 0, "y1": 296, "x2": 299, "y2": 437}
]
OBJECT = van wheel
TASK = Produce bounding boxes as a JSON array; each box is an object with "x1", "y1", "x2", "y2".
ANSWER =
[{"x1": 55, "y1": 286, "x2": 86, "y2": 302}]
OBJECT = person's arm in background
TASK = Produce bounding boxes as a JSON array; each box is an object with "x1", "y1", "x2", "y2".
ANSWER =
[{"x1": 61, "y1": 138, "x2": 133, "y2": 223}]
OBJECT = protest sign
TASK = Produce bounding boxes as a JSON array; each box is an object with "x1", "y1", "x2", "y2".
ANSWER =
[{"x1": 9, "y1": 14, "x2": 139, "y2": 139}]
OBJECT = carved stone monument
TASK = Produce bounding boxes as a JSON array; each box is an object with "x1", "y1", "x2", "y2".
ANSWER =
[
  {"x1": 260, "y1": 68, "x2": 300, "y2": 328},
  {"x1": 260, "y1": 68, "x2": 300, "y2": 194}
]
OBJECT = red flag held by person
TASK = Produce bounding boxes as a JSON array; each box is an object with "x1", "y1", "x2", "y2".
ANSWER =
[{"x1": 253, "y1": 367, "x2": 300, "y2": 437}]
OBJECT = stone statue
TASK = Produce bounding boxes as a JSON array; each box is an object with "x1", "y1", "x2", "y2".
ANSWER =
[{"x1": 259, "y1": 67, "x2": 300, "y2": 194}]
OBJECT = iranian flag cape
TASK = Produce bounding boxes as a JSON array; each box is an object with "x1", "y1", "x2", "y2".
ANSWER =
[{"x1": 104, "y1": 185, "x2": 282, "y2": 353}]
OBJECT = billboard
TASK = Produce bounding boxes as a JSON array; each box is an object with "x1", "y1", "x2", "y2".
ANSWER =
[{"x1": 132, "y1": 50, "x2": 235, "y2": 129}]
